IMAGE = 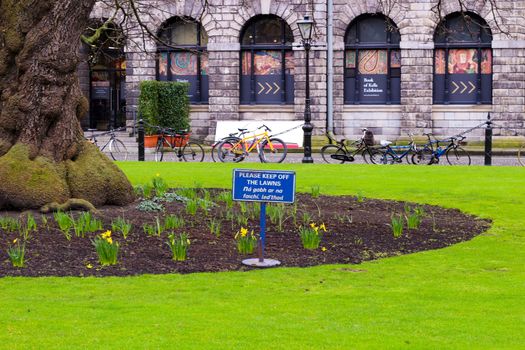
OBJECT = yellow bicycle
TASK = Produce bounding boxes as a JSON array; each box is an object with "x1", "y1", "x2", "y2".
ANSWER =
[{"x1": 217, "y1": 125, "x2": 288, "y2": 163}]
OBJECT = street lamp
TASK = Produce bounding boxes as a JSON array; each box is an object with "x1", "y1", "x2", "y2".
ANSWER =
[{"x1": 297, "y1": 15, "x2": 314, "y2": 163}]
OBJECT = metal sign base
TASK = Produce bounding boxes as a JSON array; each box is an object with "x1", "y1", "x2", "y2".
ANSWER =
[{"x1": 242, "y1": 258, "x2": 281, "y2": 268}]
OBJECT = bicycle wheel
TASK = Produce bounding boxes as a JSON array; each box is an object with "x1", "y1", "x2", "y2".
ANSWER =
[
  {"x1": 108, "y1": 139, "x2": 129, "y2": 161},
  {"x1": 518, "y1": 141, "x2": 525, "y2": 166},
  {"x1": 182, "y1": 142, "x2": 204, "y2": 162},
  {"x1": 411, "y1": 148, "x2": 434, "y2": 165},
  {"x1": 259, "y1": 138, "x2": 287, "y2": 163},
  {"x1": 154, "y1": 139, "x2": 177, "y2": 162},
  {"x1": 211, "y1": 142, "x2": 219, "y2": 162},
  {"x1": 446, "y1": 146, "x2": 471, "y2": 166},
  {"x1": 361, "y1": 148, "x2": 375, "y2": 164},
  {"x1": 321, "y1": 145, "x2": 346, "y2": 164},
  {"x1": 217, "y1": 139, "x2": 245, "y2": 163},
  {"x1": 370, "y1": 149, "x2": 395, "y2": 164}
]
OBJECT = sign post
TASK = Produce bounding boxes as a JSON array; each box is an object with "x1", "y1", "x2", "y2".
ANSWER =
[{"x1": 232, "y1": 169, "x2": 296, "y2": 267}]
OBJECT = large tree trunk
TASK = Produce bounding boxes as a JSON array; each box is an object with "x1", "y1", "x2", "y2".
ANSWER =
[{"x1": 0, "y1": 0, "x2": 134, "y2": 209}]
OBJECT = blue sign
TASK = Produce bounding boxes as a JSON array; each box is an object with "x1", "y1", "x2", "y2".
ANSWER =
[{"x1": 232, "y1": 169, "x2": 296, "y2": 203}]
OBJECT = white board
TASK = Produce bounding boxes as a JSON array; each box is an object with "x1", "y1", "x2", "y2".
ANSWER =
[{"x1": 215, "y1": 121, "x2": 304, "y2": 146}]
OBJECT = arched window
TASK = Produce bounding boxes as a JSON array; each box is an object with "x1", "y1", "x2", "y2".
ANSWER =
[
  {"x1": 240, "y1": 15, "x2": 294, "y2": 104},
  {"x1": 433, "y1": 13, "x2": 492, "y2": 104},
  {"x1": 157, "y1": 17, "x2": 208, "y2": 103},
  {"x1": 344, "y1": 14, "x2": 401, "y2": 104}
]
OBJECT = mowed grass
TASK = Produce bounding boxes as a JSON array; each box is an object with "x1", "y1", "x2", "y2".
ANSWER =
[{"x1": 1, "y1": 163, "x2": 524, "y2": 349}]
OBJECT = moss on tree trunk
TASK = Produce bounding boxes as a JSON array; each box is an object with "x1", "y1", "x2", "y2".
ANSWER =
[{"x1": 0, "y1": 0, "x2": 134, "y2": 210}]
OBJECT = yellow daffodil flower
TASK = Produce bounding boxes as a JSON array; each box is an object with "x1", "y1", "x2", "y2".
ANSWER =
[
  {"x1": 106, "y1": 237, "x2": 113, "y2": 244},
  {"x1": 240, "y1": 227, "x2": 248, "y2": 237},
  {"x1": 310, "y1": 222, "x2": 316, "y2": 228},
  {"x1": 13, "y1": 238, "x2": 17, "y2": 244},
  {"x1": 86, "y1": 264, "x2": 93, "y2": 269},
  {"x1": 321, "y1": 247, "x2": 327, "y2": 252},
  {"x1": 320, "y1": 223, "x2": 327, "y2": 232}
]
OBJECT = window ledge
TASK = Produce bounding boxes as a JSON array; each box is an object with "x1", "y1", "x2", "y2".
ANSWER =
[
  {"x1": 239, "y1": 105, "x2": 294, "y2": 113},
  {"x1": 432, "y1": 105, "x2": 492, "y2": 112},
  {"x1": 343, "y1": 105, "x2": 402, "y2": 112},
  {"x1": 190, "y1": 105, "x2": 209, "y2": 112}
]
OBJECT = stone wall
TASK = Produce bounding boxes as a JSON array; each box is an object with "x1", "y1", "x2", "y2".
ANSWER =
[{"x1": 85, "y1": 0, "x2": 525, "y2": 142}]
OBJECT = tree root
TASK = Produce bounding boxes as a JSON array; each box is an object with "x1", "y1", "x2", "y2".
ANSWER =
[
  {"x1": 40, "y1": 198, "x2": 98, "y2": 214},
  {"x1": 0, "y1": 142, "x2": 134, "y2": 210}
]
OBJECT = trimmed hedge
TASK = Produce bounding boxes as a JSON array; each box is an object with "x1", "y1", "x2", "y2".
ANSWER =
[{"x1": 138, "y1": 81, "x2": 190, "y2": 134}]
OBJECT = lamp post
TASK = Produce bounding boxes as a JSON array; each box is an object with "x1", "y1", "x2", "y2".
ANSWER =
[{"x1": 297, "y1": 15, "x2": 314, "y2": 163}]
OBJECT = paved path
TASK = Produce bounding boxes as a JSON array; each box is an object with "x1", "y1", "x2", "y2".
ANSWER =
[{"x1": 124, "y1": 149, "x2": 523, "y2": 166}]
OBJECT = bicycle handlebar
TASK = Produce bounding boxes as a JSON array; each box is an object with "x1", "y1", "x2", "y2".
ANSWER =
[{"x1": 258, "y1": 124, "x2": 272, "y2": 132}]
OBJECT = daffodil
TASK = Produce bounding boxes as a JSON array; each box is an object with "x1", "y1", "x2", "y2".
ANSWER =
[
  {"x1": 321, "y1": 247, "x2": 327, "y2": 252},
  {"x1": 320, "y1": 223, "x2": 327, "y2": 232},
  {"x1": 240, "y1": 227, "x2": 248, "y2": 237},
  {"x1": 310, "y1": 222, "x2": 316, "y2": 228},
  {"x1": 106, "y1": 237, "x2": 113, "y2": 244},
  {"x1": 86, "y1": 263, "x2": 93, "y2": 269},
  {"x1": 13, "y1": 238, "x2": 17, "y2": 244}
]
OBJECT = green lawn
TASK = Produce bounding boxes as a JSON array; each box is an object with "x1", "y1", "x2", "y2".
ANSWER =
[{"x1": 1, "y1": 163, "x2": 524, "y2": 349}]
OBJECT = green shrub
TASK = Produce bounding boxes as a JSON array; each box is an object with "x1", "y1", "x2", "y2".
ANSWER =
[
  {"x1": 138, "y1": 81, "x2": 159, "y2": 135},
  {"x1": 157, "y1": 81, "x2": 190, "y2": 132},
  {"x1": 138, "y1": 81, "x2": 190, "y2": 134}
]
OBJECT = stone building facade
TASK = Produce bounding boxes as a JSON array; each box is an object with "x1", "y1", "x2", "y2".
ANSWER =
[{"x1": 81, "y1": 0, "x2": 525, "y2": 142}]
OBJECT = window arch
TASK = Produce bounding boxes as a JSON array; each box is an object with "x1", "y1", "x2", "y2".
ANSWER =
[
  {"x1": 433, "y1": 12, "x2": 492, "y2": 104},
  {"x1": 344, "y1": 14, "x2": 401, "y2": 104},
  {"x1": 157, "y1": 17, "x2": 208, "y2": 103},
  {"x1": 240, "y1": 15, "x2": 295, "y2": 104}
]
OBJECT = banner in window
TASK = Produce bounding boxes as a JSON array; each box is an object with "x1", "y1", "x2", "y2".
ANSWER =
[
  {"x1": 157, "y1": 52, "x2": 208, "y2": 102},
  {"x1": 241, "y1": 50, "x2": 294, "y2": 104},
  {"x1": 434, "y1": 49, "x2": 492, "y2": 104},
  {"x1": 344, "y1": 50, "x2": 400, "y2": 104}
]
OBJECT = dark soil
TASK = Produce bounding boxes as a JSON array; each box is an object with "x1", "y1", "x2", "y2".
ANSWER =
[{"x1": 0, "y1": 190, "x2": 491, "y2": 277}]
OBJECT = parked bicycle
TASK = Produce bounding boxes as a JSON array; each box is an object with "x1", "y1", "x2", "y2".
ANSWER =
[
  {"x1": 370, "y1": 133, "x2": 420, "y2": 165},
  {"x1": 211, "y1": 131, "x2": 241, "y2": 162},
  {"x1": 412, "y1": 133, "x2": 471, "y2": 165},
  {"x1": 85, "y1": 127, "x2": 129, "y2": 161},
  {"x1": 217, "y1": 125, "x2": 287, "y2": 163},
  {"x1": 320, "y1": 128, "x2": 376, "y2": 164},
  {"x1": 154, "y1": 127, "x2": 204, "y2": 162}
]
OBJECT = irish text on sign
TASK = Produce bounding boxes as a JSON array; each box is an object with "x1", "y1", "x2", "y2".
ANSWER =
[{"x1": 232, "y1": 169, "x2": 296, "y2": 203}]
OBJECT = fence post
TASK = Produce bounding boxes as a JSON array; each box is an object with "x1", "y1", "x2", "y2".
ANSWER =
[
  {"x1": 484, "y1": 113, "x2": 492, "y2": 166},
  {"x1": 138, "y1": 119, "x2": 145, "y2": 161}
]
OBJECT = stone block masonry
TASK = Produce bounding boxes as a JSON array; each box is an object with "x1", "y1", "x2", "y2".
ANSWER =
[{"x1": 81, "y1": 0, "x2": 525, "y2": 142}]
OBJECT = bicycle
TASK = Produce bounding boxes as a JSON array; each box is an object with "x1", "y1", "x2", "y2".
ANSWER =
[
  {"x1": 320, "y1": 128, "x2": 376, "y2": 164},
  {"x1": 369, "y1": 133, "x2": 420, "y2": 165},
  {"x1": 211, "y1": 131, "x2": 241, "y2": 162},
  {"x1": 412, "y1": 133, "x2": 471, "y2": 166},
  {"x1": 217, "y1": 125, "x2": 287, "y2": 163},
  {"x1": 154, "y1": 128, "x2": 204, "y2": 162},
  {"x1": 85, "y1": 127, "x2": 129, "y2": 161}
]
